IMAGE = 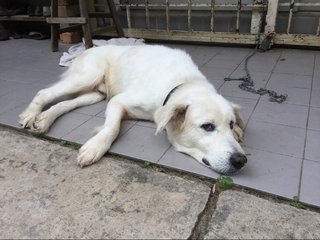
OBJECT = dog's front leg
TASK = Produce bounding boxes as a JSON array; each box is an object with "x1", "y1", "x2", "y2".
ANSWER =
[{"x1": 77, "y1": 99, "x2": 125, "y2": 167}]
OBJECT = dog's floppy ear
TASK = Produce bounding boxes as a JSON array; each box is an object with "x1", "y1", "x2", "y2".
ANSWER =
[
  {"x1": 154, "y1": 104, "x2": 188, "y2": 135},
  {"x1": 232, "y1": 103, "x2": 245, "y2": 142}
]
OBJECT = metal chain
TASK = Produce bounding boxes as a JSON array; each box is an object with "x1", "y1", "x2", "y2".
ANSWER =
[
  {"x1": 224, "y1": 50, "x2": 288, "y2": 103},
  {"x1": 224, "y1": 0, "x2": 287, "y2": 104}
]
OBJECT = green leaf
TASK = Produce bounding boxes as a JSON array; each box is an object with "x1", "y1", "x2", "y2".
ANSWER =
[{"x1": 217, "y1": 176, "x2": 234, "y2": 189}]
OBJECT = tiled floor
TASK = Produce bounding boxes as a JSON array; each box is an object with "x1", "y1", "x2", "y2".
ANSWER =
[{"x1": 0, "y1": 39, "x2": 319, "y2": 207}]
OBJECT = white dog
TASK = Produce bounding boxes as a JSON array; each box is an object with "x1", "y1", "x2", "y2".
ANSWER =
[{"x1": 19, "y1": 45, "x2": 247, "y2": 174}]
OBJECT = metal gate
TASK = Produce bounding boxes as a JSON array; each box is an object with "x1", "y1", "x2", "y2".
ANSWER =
[
  {"x1": 100, "y1": 0, "x2": 320, "y2": 48},
  {"x1": 119, "y1": 0, "x2": 266, "y2": 45},
  {"x1": 271, "y1": 0, "x2": 320, "y2": 47}
]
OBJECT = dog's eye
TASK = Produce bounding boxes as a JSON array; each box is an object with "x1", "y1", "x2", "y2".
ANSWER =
[
  {"x1": 201, "y1": 123, "x2": 215, "y2": 132},
  {"x1": 230, "y1": 121, "x2": 234, "y2": 130}
]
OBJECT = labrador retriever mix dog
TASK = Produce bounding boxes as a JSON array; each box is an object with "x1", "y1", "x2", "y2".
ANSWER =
[{"x1": 19, "y1": 44, "x2": 247, "y2": 174}]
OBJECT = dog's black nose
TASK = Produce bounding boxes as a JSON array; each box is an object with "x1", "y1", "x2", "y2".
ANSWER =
[{"x1": 229, "y1": 152, "x2": 247, "y2": 169}]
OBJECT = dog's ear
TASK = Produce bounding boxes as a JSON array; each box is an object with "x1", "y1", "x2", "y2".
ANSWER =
[
  {"x1": 232, "y1": 103, "x2": 245, "y2": 142},
  {"x1": 154, "y1": 104, "x2": 188, "y2": 135}
]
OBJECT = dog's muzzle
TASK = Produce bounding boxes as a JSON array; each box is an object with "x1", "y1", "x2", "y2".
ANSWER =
[{"x1": 229, "y1": 152, "x2": 247, "y2": 170}]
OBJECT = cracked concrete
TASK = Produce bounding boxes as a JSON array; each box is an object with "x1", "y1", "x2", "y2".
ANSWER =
[
  {"x1": 204, "y1": 191, "x2": 320, "y2": 239},
  {"x1": 1, "y1": 126, "x2": 320, "y2": 239},
  {"x1": 0, "y1": 127, "x2": 210, "y2": 239}
]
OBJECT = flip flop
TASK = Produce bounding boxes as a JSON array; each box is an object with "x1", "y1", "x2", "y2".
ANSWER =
[
  {"x1": 12, "y1": 33, "x2": 23, "y2": 39},
  {"x1": 24, "y1": 31, "x2": 49, "y2": 40}
]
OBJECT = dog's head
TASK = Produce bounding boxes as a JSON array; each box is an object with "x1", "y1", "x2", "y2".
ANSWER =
[{"x1": 154, "y1": 92, "x2": 247, "y2": 175}]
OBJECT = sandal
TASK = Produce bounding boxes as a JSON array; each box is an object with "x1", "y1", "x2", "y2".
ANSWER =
[{"x1": 24, "y1": 31, "x2": 49, "y2": 40}]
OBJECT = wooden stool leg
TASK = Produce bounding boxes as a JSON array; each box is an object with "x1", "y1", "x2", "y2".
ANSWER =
[
  {"x1": 50, "y1": 0, "x2": 59, "y2": 52},
  {"x1": 107, "y1": 0, "x2": 124, "y2": 37},
  {"x1": 79, "y1": 0, "x2": 93, "y2": 49}
]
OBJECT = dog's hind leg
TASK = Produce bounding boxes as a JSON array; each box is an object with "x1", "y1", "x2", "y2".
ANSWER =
[
  {"x1": 32, "y1": 91, "x2": 105, "y2": 134},
  {"x1": 77, "y1": 95, "x2": 126, "y2": 167},
  {"x1": 19, "y1": 67, "x2": 105, "y2": 129}
]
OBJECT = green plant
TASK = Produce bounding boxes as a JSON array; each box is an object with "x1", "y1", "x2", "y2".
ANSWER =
[
  {"x1": 291, "y1": 196, "x2": 306, "y2": 209},
  {"x1": 217, "y1": 176, "x2": 234, "y2": 189},
  {"x1": 142, "y1": 161, "x2": 151, "y2": 168}
]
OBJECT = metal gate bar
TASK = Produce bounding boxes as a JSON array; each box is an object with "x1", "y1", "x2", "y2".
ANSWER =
[
  {"x1": 286, "y1": 0, "x2": 294, "y2": 34},
  {"x1": 145, "y1": 0, "x2": 150, "y2": 29},
  {"x1": 166, "y1": 0, "x2": 169, "y2": 31},
  {"x1": 210, "y1": 0, "x2": 215, "y2": 32},
  {"x1": 317, "y1": 17, "x2": 320, "y2": 36}
]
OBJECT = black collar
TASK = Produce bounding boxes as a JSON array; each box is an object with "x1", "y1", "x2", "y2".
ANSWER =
[{"x1": 163, "y1": 84, "x2": 183, "y2": 106}]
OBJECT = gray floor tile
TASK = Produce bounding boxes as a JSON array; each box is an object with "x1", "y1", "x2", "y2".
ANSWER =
[
  {"x1": 305, "y1": 130, "x2": 320, "y2": 162},
  {"x1": 0, "y1": 83, "x2": 46, "y2": 115},
  {"x1": 63, "y1": 118, "x2": 136, "y2": 145},
  {"x1": 266, "y1": 73, "x2": 312, "y2": 106},
  {"x1": 224, "y1": 96, "x2": 257, "y2": 124},
  {"x1": 204, "y1": 58, "x2": 242, "y2": 70},
  {"x1": 46, "y1": 112, "x2": 92, "y2": 139},
  {"x1": 300, "y1": 160, "x2": 320, "y2": 207},
  {"x1": 110, "y1": 125, "x2": 171, "y2": 163},
  {"x1": 273, "y1": 60, "x2": 314, "y2": 76},
  {"x1": 267, "y1": 73, "x2": 312, "y2": 90},
  {"x1": 273, "y1": 50, "x2": 315, "y2": 75},
  {"x1": 62, "y1": 116, "x2": 105, "y2": 144},
  {"x1": 233, "y1": 147, "x2": 301, "y2": 199},
  {"x1": 243, "y1": 120, "x2": 306, "y2": 158},
  {"x1": 158, "y1": 147, "x2": 220, "y2": 179},
  {"x1": 308, "y1": 107, "x2": 320, "y2": 131},
  {"x1": 314, "y1": 54, "x2": 320, "y2": 76},
  {"x1": 251, "y1": 101, "x2": 309, "y2": 128},
  {"x1": 188, "y1": 46, "x2": 220, "y2": 67},
  {"x1": 0, "y1": 64, "x2": 59, "y2": 84},
  {"x1": 311, "y1": 76, "x2": 320, "y2": 107},
  {"x1": 96, "y1": 109, "x2": 106, "y2": 118},
  {"x1": 0, "y1": 80, "x2": 22, "y2": 97},
  {"x1": 237, "y1": 50, "x2": 281, "y2": 72},
  {"x1": 74, "y1": 101, "x2": 107, "y2": 116},
  {"x1": 219, "y1": 81, "x2": 261, "y2": 100},
  {"x1": 215, "y1": 47, "x2": 250, "y2": 61},
  {"x1": 200, "y1": 66, "x2": 231, "y2": 89},
  {"x1": 227, "y1": 69, "x2": 271, "y2": 86},
  {"x1": 162, "y1": 43, "x2": 198, "y2": 54},
  {"x1": 0, "y1": 104, "x2": 28, "y2": 128},
  {"x1": 136, "y1": 120, "x2": 157, "y2": 129}
]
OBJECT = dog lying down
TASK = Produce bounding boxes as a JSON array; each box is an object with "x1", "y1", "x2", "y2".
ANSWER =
[{"x1": 19, "y1": 44, "x2": 247, "y2": 175}]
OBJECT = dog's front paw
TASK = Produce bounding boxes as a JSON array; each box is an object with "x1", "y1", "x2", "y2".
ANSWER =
[
  {"x1": 33, "y1": 112, "x2": 54, "y2": 134},
  {"x1": 19, "y1": 111, "x2": 38, "y2": 129},
  {"x1": 77, "y1": 139, "x2": 107, "y2": 168}
]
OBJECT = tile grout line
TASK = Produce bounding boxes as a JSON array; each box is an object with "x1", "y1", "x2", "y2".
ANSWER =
[
  {"x1": 198, "y1": 47, "x2": 224, "y2": 69},
  {"x1": 59, "y1": 113, "x2": 95, "y2": 139},
  {"x1": 244, "y1": 144, "x2": 304, "y2": 161},
  {"x1": 155, "y1": 143, "x2": 172, "y2": 164},
  {"x1": 297, "y1": 52, "x2": 317, "y2": 199}
]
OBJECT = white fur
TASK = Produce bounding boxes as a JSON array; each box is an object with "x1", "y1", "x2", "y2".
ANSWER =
[{"x1": 19, "y1": 45, "x2": 246, "y2": 174}]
